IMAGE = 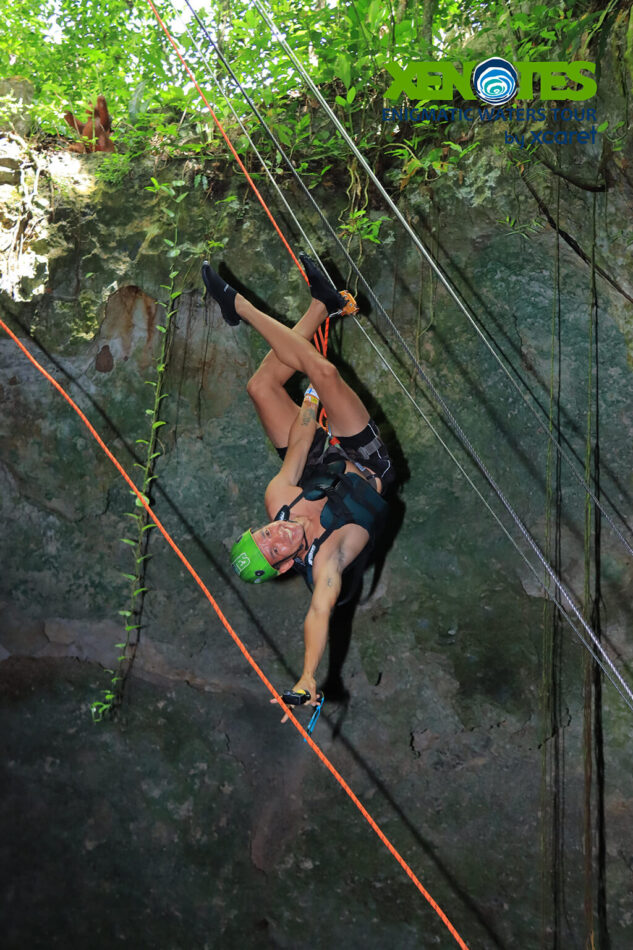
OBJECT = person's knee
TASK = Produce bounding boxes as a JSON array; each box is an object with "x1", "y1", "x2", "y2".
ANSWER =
[
  {"x1": 246, "y1": 370, "x2": 269, "y2": 404},
  {"x1": 311, "y1": 359, "x2": 339, "y2": 391}
]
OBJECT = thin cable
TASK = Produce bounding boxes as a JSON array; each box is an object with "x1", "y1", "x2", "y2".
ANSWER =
[
  {"x1": 156, "y1": 0, "x2": 633, "y2": 712},
  {"x1": 352, "y1": 320, "x2": 633, "y2": 715},
  {"x1": 0, "y1": 313, "x2": 470, "y2": 950},
  {"x1": 252, "y1": 0, "x2": 633, "y2": 562}
]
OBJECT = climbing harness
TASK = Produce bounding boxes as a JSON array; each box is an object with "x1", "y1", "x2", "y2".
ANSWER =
[{"x1": 275, "y1": 458, "x2": 388, "y2": 590}]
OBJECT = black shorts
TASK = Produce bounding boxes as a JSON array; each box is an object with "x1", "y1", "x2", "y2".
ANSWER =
[{"x1": 276, "y1": 418, "x2": 396, "y2": 493}]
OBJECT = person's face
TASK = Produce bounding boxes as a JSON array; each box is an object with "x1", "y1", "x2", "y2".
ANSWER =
[{"x1": 252, "y1": 521, "x2": 306, "y2": 569}]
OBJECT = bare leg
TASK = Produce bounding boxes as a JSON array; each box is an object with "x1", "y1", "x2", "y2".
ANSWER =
[
  {"x1": 246, "y1": 299, "x2": 333, "y2": 447},
  {"x1": 238, "y1": 294, "x2": 369, "y2": 439}
]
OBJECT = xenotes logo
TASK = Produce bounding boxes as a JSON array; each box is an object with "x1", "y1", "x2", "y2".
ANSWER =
[
  {"x1": 383, "y1": 57, "x2": 598, "y2": 147},
  {"x1": 385, "y1": 57, "x2": 597, "y2": 103}
]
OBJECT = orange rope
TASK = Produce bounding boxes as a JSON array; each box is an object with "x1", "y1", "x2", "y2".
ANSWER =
[
  {"x1": 145, "y1": 0, "x2": 333, "y2": 413},
  {"x1": 129, "y1": 24, "x2": 467, "y2": 939},
  {"x1": 0, "y1": 317, "x2": 470, "y2": 950},
  {"x1": 145, "y1": 0, "x2": 307, "y2": 283}
]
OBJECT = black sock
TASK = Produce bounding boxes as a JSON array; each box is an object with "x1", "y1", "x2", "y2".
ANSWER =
[
  {"x1": 201, "y1": 262, "x2": 240, "y2": 326},
  {"x1": 299, "y1": 253, "x2": 346, "y2": 314}
]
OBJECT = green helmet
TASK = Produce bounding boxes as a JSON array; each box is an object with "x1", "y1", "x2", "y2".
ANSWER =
[{"x1": 230, "y1": 529, "x2": 279, "y2": 584}]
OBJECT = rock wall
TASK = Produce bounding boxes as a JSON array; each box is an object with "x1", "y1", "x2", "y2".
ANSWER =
[{"x1": 1, "y1": 88, "x2": 633, "y2": 949}]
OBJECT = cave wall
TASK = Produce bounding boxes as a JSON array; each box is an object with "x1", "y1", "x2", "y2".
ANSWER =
[{"x1": 1, "y1": 52, "x2": 633, "y2": 948}]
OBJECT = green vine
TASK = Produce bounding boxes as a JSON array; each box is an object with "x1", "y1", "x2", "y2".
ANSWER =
[{"x1": 90, "y1": 178, "x2": 185, "y2": 722}]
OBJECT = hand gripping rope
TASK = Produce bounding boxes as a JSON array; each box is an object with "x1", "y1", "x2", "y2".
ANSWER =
[{"x1": 0, "y1": 322, "x2": 468, "y2": 950}]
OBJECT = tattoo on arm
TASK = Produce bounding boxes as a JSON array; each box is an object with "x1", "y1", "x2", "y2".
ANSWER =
[{"x1": 300, "y1": 405, "x2": 317, "y2": 426}]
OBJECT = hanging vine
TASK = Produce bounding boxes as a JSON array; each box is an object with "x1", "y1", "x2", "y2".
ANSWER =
[{"x1": 90, "y1": 178, "x2": 189, "y2": 721}]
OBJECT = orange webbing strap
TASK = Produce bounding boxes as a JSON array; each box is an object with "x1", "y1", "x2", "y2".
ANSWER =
[{"x1": 0, "y1": 316, "x2": 470, "y2": 950}]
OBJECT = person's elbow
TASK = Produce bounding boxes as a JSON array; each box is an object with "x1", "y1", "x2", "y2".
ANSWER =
[{"x1": 306, "y1": 595, "x2": 336, "y2": 631}]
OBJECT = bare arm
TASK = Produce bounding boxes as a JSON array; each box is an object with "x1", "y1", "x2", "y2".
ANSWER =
[
  {"x1": 282, "y1": 554, "x2": 342, "y2": 715},
  {"x1": 265, "y1": 396, "x2": 317, "y2": 512}
]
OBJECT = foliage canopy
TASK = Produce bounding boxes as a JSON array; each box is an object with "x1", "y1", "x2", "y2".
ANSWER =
[{"x1": 0, "y1": 0, "x2": 624, "y2": 188}]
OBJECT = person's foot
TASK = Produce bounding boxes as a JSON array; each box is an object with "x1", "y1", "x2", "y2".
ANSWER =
[
  {"x1": 299, "y1": 253, "x2": 347, "y2": 315},
  {"x1": 201, "y1": 262, "x2": 240, "y2": 326}
]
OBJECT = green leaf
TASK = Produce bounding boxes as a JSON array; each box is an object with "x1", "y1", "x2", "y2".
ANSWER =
[
  {"x1": 152, "y1": 420, "x2": 167, "y2": 429},
  {"x1": 156, "y1": 325, "x2": 167, "y2": 333},
  {"x1": 118, "y1": 610, "x2": 132, "y2": 618},
  {"x1": 335, "y1": 54, "x2": 351, "y2": 90},
  {"x1": 120, "y1": 573, "x2": 137, "y2": 580},
  {"x1": 121, "y1": 538, "x2": 136, "y2": 546},
  {"x1": 368, "y1": 0, "x2": 382, "y2": 28},
  {"x1": 132, "y1": 588, "x2": 148, "y2": 597}
]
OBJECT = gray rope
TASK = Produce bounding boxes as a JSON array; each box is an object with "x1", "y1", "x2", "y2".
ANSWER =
[
  {"x1": 173, "y1": 1, "x2": 633, "y2": 712},
  {"x1": 251, "y1": 0, "x2": 633, "y2": 565}
]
